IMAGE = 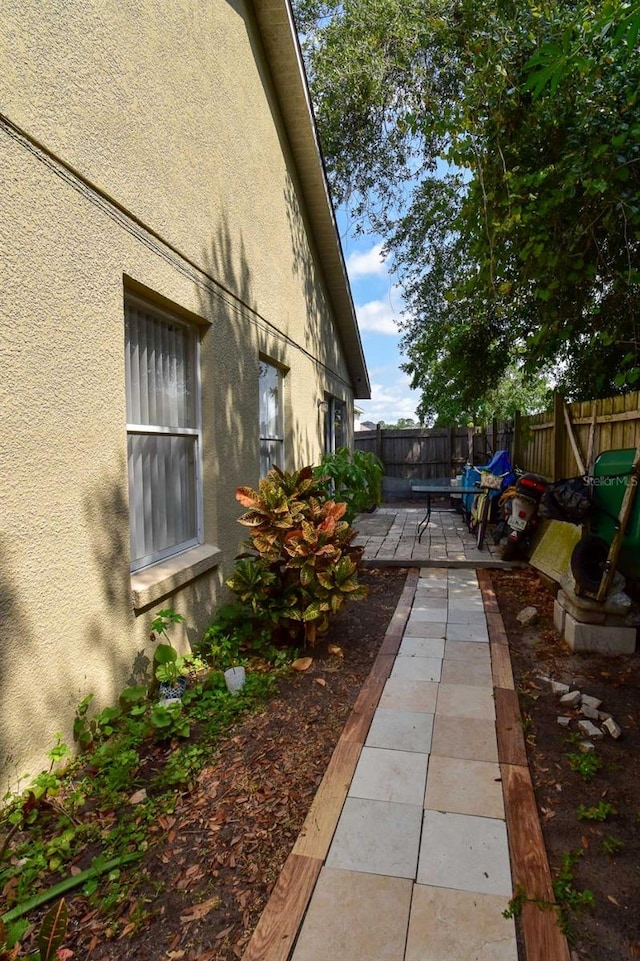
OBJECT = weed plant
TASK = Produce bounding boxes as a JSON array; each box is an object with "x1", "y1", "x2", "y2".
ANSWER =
[{"x1": 0, "y1": 666, "x2": 277, "y2": 946}]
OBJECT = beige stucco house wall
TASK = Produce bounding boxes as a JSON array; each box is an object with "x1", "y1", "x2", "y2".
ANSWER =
[{"x1": 0, "y1": 0, "x2": 369, "y2": 786}]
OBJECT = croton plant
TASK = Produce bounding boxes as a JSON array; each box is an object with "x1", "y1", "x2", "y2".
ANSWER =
[{"x1": 226, "y1": 465, "x2": 366, "y2": 646}]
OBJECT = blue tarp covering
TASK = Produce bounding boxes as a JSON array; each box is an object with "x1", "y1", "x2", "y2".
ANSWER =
[{"x1": 459, "y1": 450, "x2": 515, "y2": 515}]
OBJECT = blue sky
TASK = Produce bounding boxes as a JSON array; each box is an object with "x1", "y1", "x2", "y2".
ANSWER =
[{"x1": 338, "y1": 210, "x2": 421, "y2": 425}]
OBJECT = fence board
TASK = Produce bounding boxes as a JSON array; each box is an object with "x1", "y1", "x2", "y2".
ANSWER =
[{"x1": 355, "y1": 391, "x2": 639, "y2": 484}]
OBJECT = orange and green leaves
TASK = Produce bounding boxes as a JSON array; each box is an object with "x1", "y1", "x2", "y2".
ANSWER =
[{"x1": 229, "y1": 466, "x2": 366, "y2": 645}]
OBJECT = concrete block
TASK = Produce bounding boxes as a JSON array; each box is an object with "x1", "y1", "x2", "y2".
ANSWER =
[
  {"x1": 557, "y1": 589, "x2": 606, "y2": 625},
  {"x1": 603, "y1": 717, "x2": 622, "y2": 739},
  {"x1": 578, "y1": 719, "x2": 604, "y2": 739},
  {"x1": 553, "y1": 599, "x2": 566, "y2": 635},
  {"x1": 580, "y1": 704, "x2": 600, "y2": 721},
  {"x1": 517, "y1": 605, "x2": 539, "y2": 626},
  {"x1": 551, "y1": 680, "x2": 570, "y2": 695},
  {"x1": 578, "y1": 739, "x2": 596, "y2": 754},
  {"x1": 564, "y1": 613, "x2": 637, "y2": 654},
  {"x1": 581, "y1": 694, "x2": 602, "y2": 710},
  {"x1": 557, "y1": 716, "x2": 571, "y2": 727},
  {"x1": 559, "y1": 690, "x2": 582, "y2": 708}
]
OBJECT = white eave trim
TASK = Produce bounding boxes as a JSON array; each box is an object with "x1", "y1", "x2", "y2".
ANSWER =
[{"x1": 251, "y1": 0, "x2": 371, "y2": 399}]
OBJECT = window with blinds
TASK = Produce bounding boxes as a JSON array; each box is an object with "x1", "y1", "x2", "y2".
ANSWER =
[
  {"x1": 125, "y1": 297, "x2": 202, "y2": 571},
  {"x1": 259, "y1": 360, "x2": 284, "y2": 478},
  {"x1": 324, "y1": 396, "x2": 346, "y2": 453}
]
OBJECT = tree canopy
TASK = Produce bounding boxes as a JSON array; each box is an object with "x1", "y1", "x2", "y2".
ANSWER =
[{"x1": 293, "y1": 0, "x2": 640, "y2": 423}]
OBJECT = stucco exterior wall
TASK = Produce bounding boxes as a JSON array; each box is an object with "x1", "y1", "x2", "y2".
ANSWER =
[{"x1": 0, "y1": 1, "x2": 360, "y2": 785}]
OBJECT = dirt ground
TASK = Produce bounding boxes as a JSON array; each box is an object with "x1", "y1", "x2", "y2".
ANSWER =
[
  {"x1": 491, "y1": 567, "x2": 640, "y2": 961},
  {"x1": 3, "y1": 568, "x2": 407, "y2": 961},
  {"x1": 5, "y1": 563, "x2": 639, "y2": 961}
]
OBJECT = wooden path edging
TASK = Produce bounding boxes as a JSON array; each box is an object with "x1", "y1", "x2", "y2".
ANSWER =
[
  {"x1": 243, "y1": 568, "x2": 570, "y2": 961},
  {"x1": 477, "y1": 570, "x2": 571, "y2": 961},
  {"x1": 241, "y1": 569, "x2": 420, "y2": 961}
]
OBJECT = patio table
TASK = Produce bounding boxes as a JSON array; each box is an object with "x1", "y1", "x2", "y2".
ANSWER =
[{"x1": 411, "y1": 483, "x2": 479, "y2": 541}]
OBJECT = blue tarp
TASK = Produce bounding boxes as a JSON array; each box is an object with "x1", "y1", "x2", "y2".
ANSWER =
[{"x1": 459, "y1": 450, "x2": 515, "y2": 515}]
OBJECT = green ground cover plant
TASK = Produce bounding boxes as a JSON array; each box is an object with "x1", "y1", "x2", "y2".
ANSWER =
[{"x1": 0, "y1": 638, "x2": 283, "y2": 955}]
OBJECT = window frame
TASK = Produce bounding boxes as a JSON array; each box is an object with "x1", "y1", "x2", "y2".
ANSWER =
[
  {"x1": 259, "y1": 358, "x2": 285, "y2": 478},
  {"x1": 125, "y1": 294, "x2": 204, "y2": 573},
  {"x1": 324, "y1": 395, "x2": 346, "y2": 454}
]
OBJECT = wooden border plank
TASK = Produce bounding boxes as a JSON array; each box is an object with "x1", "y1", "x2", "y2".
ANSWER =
[
  {"x1": 246, "y1": 567, "x2": 420, "y2": 960},
  {"x1": 491, "y1": 642, "x2": 515, "y2": 690},
  {"x1": 502, "y1": 763, "x2": 571, "y2": 961},
  {"x1": 292, "y1": 740, "x2": 362, "y2": 860},
  {"x1": 479, "y1": 570, "x2": 571, "y2": 961},
  {"x1": 341, "y1": 674, "x2": 387, "y2": 745},
  {"x1": 242, "y1": 853, "x2": 322, "y2": 961},
  {"x1": 494, "y1": 687, "x2": 528, "y2": 766}
]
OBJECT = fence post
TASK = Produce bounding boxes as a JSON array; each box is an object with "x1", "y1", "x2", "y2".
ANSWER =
[
  {"x1": 553, "y1": 391, "x2": 565, "y2": 481},
  {"x1": 375, "y1": 422, "x2": 383, "y2": 467},
  {"x1": 513, "y1": 411, "x2": 522, "y2": 467}
]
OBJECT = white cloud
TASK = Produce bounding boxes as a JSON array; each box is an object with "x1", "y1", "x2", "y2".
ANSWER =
[
  {"x1": 356, "y1": 298, "x2": 401, "y2": 335},
  {"x1": 358, "y1": 379, "x2": 420, "y2": 425},
  {"x1": 346, "y1": 243, "x2": 387, "y2": 278}
]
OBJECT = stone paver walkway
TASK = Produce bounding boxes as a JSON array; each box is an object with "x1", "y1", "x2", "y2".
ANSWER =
[
  {"x1": 289, "y1": 567, "x2": 518, "y2": 961},
  {"x1": 242, "y1": 507, "x2": 569, "y2": 961},
  {"x1": 353, "y1": 505, "x2": 505, "y2": 566}
]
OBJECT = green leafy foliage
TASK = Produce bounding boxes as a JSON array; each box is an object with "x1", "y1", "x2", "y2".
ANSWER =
[
  {"x1": 567, "y1": 751, "x2": 603, "y2": 781},
  {"x1": 0, "y1": 665, "x2": 278, "y2": 940},
  {"x1": 552, "y1": 850, "x2": 596, "y2": 939},
  {"x1": 294, "y1": 0, "x2": 640, "y2": 420},
  {"x1": 313, "y1": 447, "x2": 383, "y2": 522},
  {"x1": 600, "y1": 833, "x2": 625, "y2": 855},
  {"x1": 576, "y1": 801, "x2": 616, "y2": 821},
  {"x1": 150, "y1": 609, "x2": 188, "y2": 687},
  {"x1": 228, "y1": 465, "x2": 366, "y2": 646}
]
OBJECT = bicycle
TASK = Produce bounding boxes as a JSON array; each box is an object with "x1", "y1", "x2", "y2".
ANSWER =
[{"x1": 469, "y1": 470, "x2": 508, "y2": 550}]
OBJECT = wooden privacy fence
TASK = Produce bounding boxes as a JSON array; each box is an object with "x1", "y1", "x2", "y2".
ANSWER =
[
  {"x1": 355, "y1": 390, "x2": 640, "y2": 484},
  {"x1": 354, "y1": 422, "x2": 514, "y2": 481},
  {"x1": 517, "y1": 390, "x2": 640, "y2": 481}
]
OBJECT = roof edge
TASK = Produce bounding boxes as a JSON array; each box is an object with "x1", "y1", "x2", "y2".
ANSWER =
[{"x1": 250, "y1": 0, "x2": 371, "y2": 399}]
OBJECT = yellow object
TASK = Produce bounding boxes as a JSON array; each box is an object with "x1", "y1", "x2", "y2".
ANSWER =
[{"x1": 529, "y1": 520, "x2": 582, "y2": 584}]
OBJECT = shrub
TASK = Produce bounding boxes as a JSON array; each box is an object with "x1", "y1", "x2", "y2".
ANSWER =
[
  {"x1": 313, "y1": 447, "x2": 383, "y2": 523},
  {"x1": 227, "y1": 465, "x2": 366, "y2": 646}
]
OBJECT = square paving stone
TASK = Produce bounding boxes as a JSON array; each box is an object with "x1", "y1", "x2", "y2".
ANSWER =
[
  {"x1": 366, "y1": 709, "x2": 434, "y2": 753},
  {"x1": 436, "y1": 683, "x2": 496, "y2": 721},
  {"x1": 443, "y1": 640, "x2": 491, "y2": 663},
  {"x1": 430, "y1": 715, "x2": 499, "y2": 762},
  {"x1": 446, "y1": 609, "x2": 489, "y2": 626},
  {"x1": 410, "y1": 605, "x2": 449, "y2": 620},
  {"x1": 440, "y1": 658, "x2": 493, "y2": 687},
  {"x1": 391, "y1": 656, "x2": 442, "y2": 683},
  {"x1": 399, "y1": 636, "x2": 445, "y2": 658},
  {"x1": 379, "y1": 678, "x2": 439, "y2": 713},
  {"x1": 417, "y1": 810, "x2": 512, "y2": 895},
  {"x1": 405, "y1": 620, "x2": 447, "y2": 638},
  {"x1": 424, "y1": 755, "x2": 504, "y2": 818},
  {"x1": 327, "y1": 797, "x2": 423, "y2": 878},
  {"x1": 348, "y1": 746, "x2": 429, "y2": 806},
  {"x1": 405, "y1": 884, "x2": 518, "y2": 961},
  {"x1": 291, "y1": 867, "x2": 413, "y2": 961},
  {"x1": 445, "y1": 622, "x2": 490, "y2": 643}
]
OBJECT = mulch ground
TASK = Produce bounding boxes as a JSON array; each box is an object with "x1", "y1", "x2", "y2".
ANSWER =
[
  {"x1": 23, "y1": 567, "x2": 408, "y2": 961},
  {"x1": 7, "y1": 564, "x2": 639, "y2": 961},
  {"x1": 490, "y1": 567, "x2": 640, "y2": 961}
]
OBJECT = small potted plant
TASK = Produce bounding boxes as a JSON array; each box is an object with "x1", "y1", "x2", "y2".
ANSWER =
[{"x1": 150, "y1": 609, "x2": 189, "y2": 703}]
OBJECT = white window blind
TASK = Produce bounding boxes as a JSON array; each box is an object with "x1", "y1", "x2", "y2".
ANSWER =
[
  {"x1": 125, "y1": 298, "x2": 201, "y2": 571},
  {"x1": 259, "y1": 360, "x2": 284, "y2": 477}
]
